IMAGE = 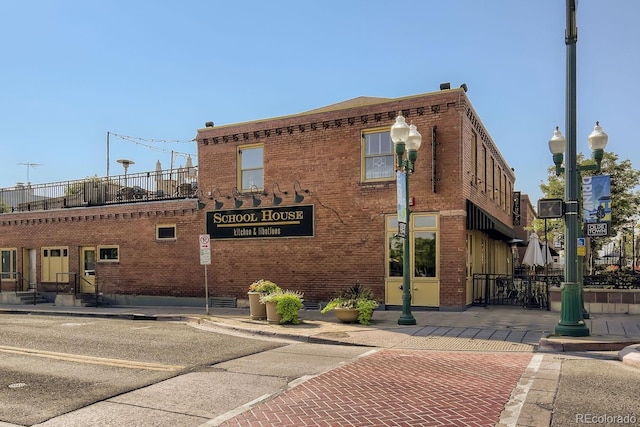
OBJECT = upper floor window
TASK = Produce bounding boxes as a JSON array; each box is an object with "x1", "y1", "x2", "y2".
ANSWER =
[
  {"x1": 238, "y1": 144, "x2": 264, "y2": 192},
  {"x1": 362, "y1": 129, "x2": 394, "y2": 182}
]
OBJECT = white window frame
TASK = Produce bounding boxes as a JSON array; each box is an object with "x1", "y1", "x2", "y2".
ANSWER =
[{"x1": 362, "y1": 128, "x2": 395, "y2": 182}]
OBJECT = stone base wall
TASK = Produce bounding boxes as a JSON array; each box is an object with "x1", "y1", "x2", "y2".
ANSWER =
[{"x1": 549, "y1": 287, "x2": 640, "y2": 314}]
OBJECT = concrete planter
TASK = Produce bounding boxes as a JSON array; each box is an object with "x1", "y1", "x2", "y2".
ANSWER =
[
  {"x1": 333, "y1": 307, "x2": 359, "y2": 323},
  {"x1": 248, "y1": 291, "x2": 267, "y2": 320},
  {"x1": 265, "y1": 300, "x2": 282, "y2": 324}
]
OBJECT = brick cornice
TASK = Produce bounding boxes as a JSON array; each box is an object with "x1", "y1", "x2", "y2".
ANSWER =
[{"x1": 198, "y1": 104, "x2": 449, "y2": 146}]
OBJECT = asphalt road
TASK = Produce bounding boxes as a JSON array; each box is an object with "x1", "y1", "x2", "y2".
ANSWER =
[
  {"x1": 0, "y1": 314, "x2": 285, "y2": 426},
  {"x1": 551, "y1": 355, "x2": 640, "y2": 426}
]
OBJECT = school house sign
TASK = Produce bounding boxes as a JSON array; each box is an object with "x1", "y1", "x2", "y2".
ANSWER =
[{"x1": 206, "y1": 205, "x2": 314, "y2": 239}]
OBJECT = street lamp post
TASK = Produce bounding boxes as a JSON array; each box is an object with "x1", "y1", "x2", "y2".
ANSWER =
[
  {"x1": 390, "y1": 112, "x2": 422, "y2": 326},
  {"x1": 548, "y1": 122, "x2": 608, "y2": 336}
]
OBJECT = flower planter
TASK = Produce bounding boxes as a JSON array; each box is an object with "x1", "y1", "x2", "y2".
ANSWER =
[
  {"x1": 333, "y1": 307, "x2": 359, "y2": 323},
  {"x1": 248, "y1": 291, "x2": 267, "y2": 320},
  {"x1": 265, "y1": 300, "x2": 282, "y2": 324}
]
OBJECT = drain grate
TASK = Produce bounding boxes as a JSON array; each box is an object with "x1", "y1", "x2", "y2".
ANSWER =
[{"x1": 210, "y1": 297, "x2": 237, "y2": 308}]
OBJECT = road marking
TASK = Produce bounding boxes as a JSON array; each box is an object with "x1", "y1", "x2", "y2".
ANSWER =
[
  {"x1": 498, "y1": 353, "x2": 544, "y2": 425},
  {"x1": 0, "y1": 345, "x2": 184, "y2": 372}
]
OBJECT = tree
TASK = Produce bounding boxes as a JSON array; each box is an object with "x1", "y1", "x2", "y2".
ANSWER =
[{"x1": 537, "y1": 151, "x2": 640, "y2": 265}]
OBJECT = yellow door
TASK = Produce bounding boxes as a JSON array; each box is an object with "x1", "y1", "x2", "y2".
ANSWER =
[
  {"x1": 80, "y1": 247, "x2": 96, "y2": 293},
  {"x1": 384, "y1": 214, "x2": 440, "y2": 308}
]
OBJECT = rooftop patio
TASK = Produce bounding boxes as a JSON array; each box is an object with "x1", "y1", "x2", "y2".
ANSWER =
[{"x1": 0, "y1": 166, "x2": 198, "y2": 213}]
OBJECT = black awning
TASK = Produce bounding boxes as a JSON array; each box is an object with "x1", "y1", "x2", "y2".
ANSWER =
[{"x1": 466, "y1": 200, "x2": 516, "y2": 241}]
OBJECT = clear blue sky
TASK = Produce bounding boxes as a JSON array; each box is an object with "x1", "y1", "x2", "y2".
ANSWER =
[{"x1": 1, "y1": 0, "x2": 638, "y2": 205}]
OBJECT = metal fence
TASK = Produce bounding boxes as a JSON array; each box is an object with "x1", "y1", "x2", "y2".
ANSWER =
[
  {"x1": 472, "y1": 270, "x2": 640, "y2": 309},
  {"x1": 471, "y1": 273, "x2": 552, "y2": 310},
  {"x1": 0, "y1": 167, "x2": 198, "y2": 212}
]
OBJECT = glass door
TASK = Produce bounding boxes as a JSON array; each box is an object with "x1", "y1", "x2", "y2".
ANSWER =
[{"x1": 80, "y1": 247, "x2": 95, "y2": 293}]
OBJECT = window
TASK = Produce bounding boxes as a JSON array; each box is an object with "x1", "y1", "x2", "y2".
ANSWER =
[
  {"x1": 471, "y1": 131, "x2": 478, "y2": 186},
  {"x1": 238, "y1": 144, "x2": 264, "y2": 191},
  {"x1": 1, "y1": 248, "x2": 17, "y2": 280},
  {"x1": 490, "y1": 158, "x2": 495, "y2": 200},
  {"x1": 362, "y1": 129, "x2": 394, "y2": 181},
  {"x1": 98, "y1": 246, "x2": 119, "y2": 262},
  {"x1": 413, "y1": 215, "x2": 438, "y2": 278},
  {"x1": 481, "y1": 145, "x2": 487, "y2": 193},
  {"x1": 156, "y1": 224, "x2": 176, "y2": 240},
  {"x1": 386, "y1": 214, "x2": 438, "y2": 279}
]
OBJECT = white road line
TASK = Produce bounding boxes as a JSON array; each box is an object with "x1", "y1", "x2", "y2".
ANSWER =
[
  {"x1": 498, "y1": 353, "x2": 544, "y2": 426},
  {"x1": 0, "y1": 345, "x2": 184, "y2": 372}
]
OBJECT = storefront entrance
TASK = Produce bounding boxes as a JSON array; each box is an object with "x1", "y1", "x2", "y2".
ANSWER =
[{"x1": 384, "y1": 214, "x2": 440, "y2": 308}]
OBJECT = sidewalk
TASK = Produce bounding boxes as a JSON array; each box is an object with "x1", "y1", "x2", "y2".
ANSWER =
[
  {"x1": 1, "y1": 302, "x2": 639, "y2": 354},
  {"x1": 2, "y1": 302, "x2": 639, "y2": 426}
]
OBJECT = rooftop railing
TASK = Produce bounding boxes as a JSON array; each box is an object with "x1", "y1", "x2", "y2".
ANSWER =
[{"x1": 0, "y1": 167, "x2": 198, "y2": 213}]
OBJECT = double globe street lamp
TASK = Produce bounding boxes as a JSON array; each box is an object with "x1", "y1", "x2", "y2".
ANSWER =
[
  {"x1": 548, "y1": 121, "x2": 608, "y2": 336},
  {"x1": 390, "y1": 112, "x2": 422, "y2": 326}
]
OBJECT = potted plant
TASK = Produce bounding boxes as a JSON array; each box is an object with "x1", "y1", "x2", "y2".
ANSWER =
[
  {"x1": 247, "y1": 279, "x2": 281, "y2": 320},
  {"x1": 321, "y1": 283, "x2": 379, "y2": 325},
  {"x1": 260, "y1": 289, "x2": 304, "y2": 324}
]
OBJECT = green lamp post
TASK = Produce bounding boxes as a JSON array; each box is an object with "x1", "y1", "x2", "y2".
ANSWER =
[
  {"x1": 549, "y1": 122, "x2": 608, "y2": 336},
  {"x1": 390, "y1": 112, "x2": 422, "y2": 326}
]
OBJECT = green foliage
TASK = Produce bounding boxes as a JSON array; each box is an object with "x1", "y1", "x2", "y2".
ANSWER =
[
  {"x1": 65, "y1": 175, "x2": 103, "y2": 196},
  {"x1": 248, "y1": 279, "x2": 281, "y2": 294},
  {"x1": 321, "y1": 283, "x2": 379, "y2": 325},
  {"x1": 260, "y1": 289, "x2": 304, "y2": 324}
]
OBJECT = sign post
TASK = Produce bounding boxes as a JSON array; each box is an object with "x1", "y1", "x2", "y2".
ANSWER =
[{"x1": 199, "y1": 234, "x2": 211, "y2": 315}]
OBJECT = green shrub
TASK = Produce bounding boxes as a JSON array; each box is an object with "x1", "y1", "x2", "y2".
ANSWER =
[
  {"x1": 248, "y1": 279, "x2": 281, "y2": 294},
  {"x1": 261, "y1": 290, "x2": 304, "y2": 324},
  {"x1": 321, "y1": 283, "x2": 379, "y2": 325}
]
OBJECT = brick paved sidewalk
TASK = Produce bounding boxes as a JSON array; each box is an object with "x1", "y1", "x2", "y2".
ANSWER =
[{"x1": 216, "y1": 349, "x2": 533, "y2": 427}]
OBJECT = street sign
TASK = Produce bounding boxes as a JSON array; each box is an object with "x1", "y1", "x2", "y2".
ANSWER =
[
  {"x1": 585, "y1": 222, "x2": 609, "y2": 237},
  {"x1": 199, "y1": 250, "x2": 211, "y2": 265},
  {"x1": 199, "y1": 234, "x2": 210, "y2": 250},
  {"x1": 199, "y1": 234, "x2": 211, "y2": 265},
  {"x1": 577, "y1": 237, "x2": 586, "y2": 256}
]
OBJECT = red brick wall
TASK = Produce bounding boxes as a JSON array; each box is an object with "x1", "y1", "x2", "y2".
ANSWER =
[
  {"x1": 0, "y1": 200, "x2": 205, "y2": 297},
  {"x1": 197, "y1": 90, "x2": 515, "y2": 308},
  {"x1": 1, "y1": 90, "x2": 517, "y2": 310}
]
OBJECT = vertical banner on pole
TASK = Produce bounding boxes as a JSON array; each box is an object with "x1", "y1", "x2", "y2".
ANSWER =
[
  {"x1": 582, "y1": 174, "x2": 611, "y2": 223},
  {"x1": 583, "y1": 174, "x2": 611, "y2": 237},
  {"x1": 397, "y1": 171, "x2": 407, "y2": 238}
]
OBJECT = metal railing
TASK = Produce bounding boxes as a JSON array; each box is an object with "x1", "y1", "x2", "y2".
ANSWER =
[
  {"x1": 1, "y1": 167, "x2": 198, "y2": 213},
  {"x1": 472, "y1": 273, "x2": 551, "y2": 310},
  {"x1": 55, "y1": 272, "x2": 99, "y2": 306}
]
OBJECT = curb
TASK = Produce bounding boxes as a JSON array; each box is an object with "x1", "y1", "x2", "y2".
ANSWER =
[
  {"x1": 192, "y1": 317, "x2": 372, "y2": 347},
  {"x1": 618, "y1": 344, "x2": 640, "y2": 368},
  {"x1": 0, "y1": 308, "x2": 189, "y2": 322},
  {"x1": 538, "y1": 337, "x2": 640, "y2": 352}
]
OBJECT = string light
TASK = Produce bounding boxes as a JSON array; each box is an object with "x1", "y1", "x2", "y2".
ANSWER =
[
  {"x1": 109, "y1": 132, "x2": 195, "y2": 144},
  {"x1": 110, "y1": 132, "x2": 197, "y2": 160}
]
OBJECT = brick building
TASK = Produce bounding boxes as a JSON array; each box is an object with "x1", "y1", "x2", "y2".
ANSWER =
[{"x1": 0, "y1": 87, "x2": 518, "y2": 310}]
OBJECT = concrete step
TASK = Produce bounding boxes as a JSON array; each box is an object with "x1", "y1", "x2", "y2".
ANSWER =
[{"x1": 15, "y1": 291, "x2": 48, "y2": 305}]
